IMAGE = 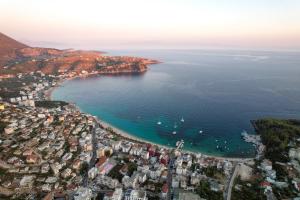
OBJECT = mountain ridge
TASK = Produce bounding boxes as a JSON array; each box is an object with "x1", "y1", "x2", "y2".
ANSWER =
[
  {"x1": 0, "y1": 32, "x2": 158, "y2": 75},
  {"x1": 0, "y1": 32, "x2": 29, "y2": 67}
]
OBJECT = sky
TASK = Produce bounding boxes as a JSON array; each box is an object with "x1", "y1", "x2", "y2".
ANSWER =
[{"x1": 1, "y1": 0, "x2": 300, "y2": 50}]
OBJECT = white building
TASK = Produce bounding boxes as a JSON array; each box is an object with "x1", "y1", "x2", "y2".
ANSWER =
[
  {"x1": 88, "y1": 167, "x2": 98, "y2": 180},
  {"x1": 74, "y1": 187, "x2": 92, "y2": 200},
  {"x1": 124, "y1": 189, "x2": 147, "y2": 200},
  {"x1": 111, "y1": 188, "x2": 123, "y2": 200},
  {"x1": 172, "y1": 175, "x2": 180, "y2": 188}
]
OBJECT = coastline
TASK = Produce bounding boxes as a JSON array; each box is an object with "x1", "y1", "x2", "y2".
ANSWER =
[
  {"x1": 95, "y1": 118, "x2": 173, "y2": 151},
  {"x1": 45, "y1": 75, "x2": 254, "y2": 162},
  {"x1": 96, "y1": 115, "x2": 254, "y2": 161},
  {"x1": 47, "y1": 80, "x2": 173, "y2": 151}
]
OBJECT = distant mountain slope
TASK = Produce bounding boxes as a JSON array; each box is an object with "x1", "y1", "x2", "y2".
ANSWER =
[
  {"x1": 0, "y1": 32, "x2": 158, "y2": 75},
  {"x1": 0, "y1": 32, "x2": 28, "y2": 57}
]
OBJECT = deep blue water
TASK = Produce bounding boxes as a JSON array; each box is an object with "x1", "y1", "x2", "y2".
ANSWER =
[{"x1": 52, "y1": 49, "x2": 300, "y2": 157}]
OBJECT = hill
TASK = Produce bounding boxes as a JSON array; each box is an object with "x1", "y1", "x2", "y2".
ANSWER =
[
  {"x1": 0, "y1": 32, "x2": 28, "y2": 57},
  {"x1": 0, "y1": 32, "x2": 28, "y2": 68},
  {"x1": 0, "y1": 33, "x2": 158, "y2": 75},
  {"x1": 252, "y1": 118, "x2": 300, "y2": 162}
]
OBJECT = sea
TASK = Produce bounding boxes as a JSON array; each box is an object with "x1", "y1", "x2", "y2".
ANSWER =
[{"x1": 52, "y1": 49, "x2": 300, "y2": 158}]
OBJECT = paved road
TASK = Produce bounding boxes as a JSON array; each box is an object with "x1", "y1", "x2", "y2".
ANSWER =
[
  {"x1": 166, "y1": 142, "x2": 184, "y2": 199},
  {"x1": 167, "y1": 150, "x2": 175, "y2": 200},
  {"x1": 83, "y1": 122, "x2": 98, "y2": 187},
  {"x1": 265, "y1": 190, "x2": 277, "y2": 200},
  {"x1": 225, "y1": 163, "x2": 239, "y2": 200},
  {"x1": 92, "y1": 188, "x2": 114, "y2": 193},
  {"x1": 89, "y1": 122, "x2": 98, "y2": 169}
]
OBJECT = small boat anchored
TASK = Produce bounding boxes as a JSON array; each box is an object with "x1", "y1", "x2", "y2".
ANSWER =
[
  {"x1": 172, "y1": 131, "x2": 177, "y2": 135},
  {"x1": 176, "y1": 139, "x2": 184, "y2": 149},
  {"x1": 157, "y1": 121, "x2": 162, "y2": 125},
  {"x1": 181, "y1": 117, "x2": 184, "y2": 122}
]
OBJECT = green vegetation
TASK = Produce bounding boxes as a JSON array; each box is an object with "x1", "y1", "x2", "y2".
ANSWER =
[
  {"x1": 111, "y1": 135, "x2": 120, "y2": 141},
  {"x1": 191, "y1": 163, "x2": 200, "y2": 171},
  {"x1": 106, "y1": 127, "x2": 116, "y2": 134},
  {"x1": 153, "y1": 182, "x2": 163, "y2": 193},
  {"x1": 148, "y1": 196, "x2": 160, "y2": 200},
  {"x1": 0, "y1": 78, "x2": 29, "y2": 98},
  {"x1": 273, "y1": 184, "x2": 297, "y2": 199},
  {"x1": 0, "y1": 73, "x2": 54, "y2": 99},
  {"x1": 80, "y1": 162, "x2": 89, "y2": 176},
  {"x1": 35, "y1": 100, "x2": 68, "y2": 108},
  {"x1": 52, "y1": 116, "x2": 63, "y2": 126},
  {"x1": 105, "y1": 60, "x2": 123, "y2": 66},
  {"x1": 0, "y1": 168, "x2": 7, "y2": 177},
  {"x1": 232, "y1": 176, "x2": 266, "y2": 200},
  {"x1": 108, "y1": 164, "x2": 124, "y2": 182},
  {"x1": 273, "y1": 163, "x2": 288, "y2": 181},
  {"x1": 127, "y1": 162, "x2": 138, "y2": 176},
  {"x1": 0, "y1": 121, "x2": 7, "y2": 133},
  {"x1": 123, "y1": 157, "x2": 130, "y2": 163},
  {"x1": 40, "y1": 150, "x2": 48, "y2": 158},
  {"x1": 143, "y1": 180, "x2": 163, "y2": 193},
  {"x1": 202, "y1": 166, "x2": 224, "y2": 179},
  {"x1": 104, "y1": 150, "x2": 111, "y2": 157},
  {"x1": 95, "y1": 193, "x2": 104, "y2": 200},
  {"x1": 254, "y1": 119, "x2": 300, "y2": 162},
  {"x1": 64, "y1": 142, "x2": 70, "y2": 152},
  {"x1": 195, "y1": 180, "x2": 223, "y2": 200}
]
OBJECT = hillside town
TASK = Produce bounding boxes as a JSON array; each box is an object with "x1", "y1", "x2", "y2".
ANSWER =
[
  {"x1": 0, "y1": 71, "x2": 238, "y2": 200},
  {"x1": 0, "y1": 71, "x2": 299, "y2": 200}
]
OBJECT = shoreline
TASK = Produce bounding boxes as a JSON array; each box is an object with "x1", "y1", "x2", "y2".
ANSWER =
[
  {"x1": 97, "y1": 116, "x2": 254, "y2": 162},
  {"x1": 45, "y1": 74, "x2": 254, "y2": 162},
  {"x1": 95, "y1": 118, "x2": 173, "y2": 151},
  {"x1": 95, "y1": 115, "x2": 252, "y2": 162}
]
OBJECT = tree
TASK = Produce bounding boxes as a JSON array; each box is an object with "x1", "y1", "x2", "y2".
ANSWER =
[
  {"x1": 0, "y1": 121, "x2": 7, "y2": 133},
  {"x1": 195, "y1": 180, "x2": 223, "y2": 200},
  {"x1": 254, "y1": 119, "x2": 300, "y2": 162},
  {"x1": 80, "y1": 162, "x2": 89, "y2": 176},
  {"x1": 105, "y1": 150, "x2": 111, "y2": 157},
  {"x1": 127, "y1": 162, "x2": 137, "y2": 176}
]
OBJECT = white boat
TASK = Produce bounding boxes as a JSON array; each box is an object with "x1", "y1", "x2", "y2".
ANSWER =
[
  {"x1": 157, "y1": 121, "x2": 162, "y2": 125},
  {"x1": 199, "y1": 130, "x2": 203, "y2": 134},
  {"x1": 181, "y1": 117, "x2": 184, "y2": 122},
  {"x1": 172, "y1": 131, "x2": 177, "y2": 135}
]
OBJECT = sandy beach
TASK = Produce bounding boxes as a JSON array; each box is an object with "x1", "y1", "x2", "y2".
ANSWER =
[
  {"x1": 96, "y1": 118, "x2": 253, "y2": 162},
  {"x1": 95, "y1": 118, "x2": 173, "y2": 149}
]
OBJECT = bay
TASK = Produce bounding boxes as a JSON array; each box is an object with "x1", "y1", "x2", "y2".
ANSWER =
[{"x1": 52, "y1": 49, "x2": 300, "y2": 157}]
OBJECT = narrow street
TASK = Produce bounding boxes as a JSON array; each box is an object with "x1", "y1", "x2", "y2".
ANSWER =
[
  {"x1": 167, "y1": 150, "x2": 175, "y2": 200},
  {"x1": 224, "y1": 163, "x2": 239, "y2": 200},
  {"x1": 83, "y1": 121, "x2": 98, "y2": 187},
  {"x1": 89, "y1": 121, "x2": 98, "y2": 169}
]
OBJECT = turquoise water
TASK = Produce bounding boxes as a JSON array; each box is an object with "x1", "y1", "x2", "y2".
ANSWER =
[{"x1": 52, "y1": 49, "x2": 300, "y2": 158}]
